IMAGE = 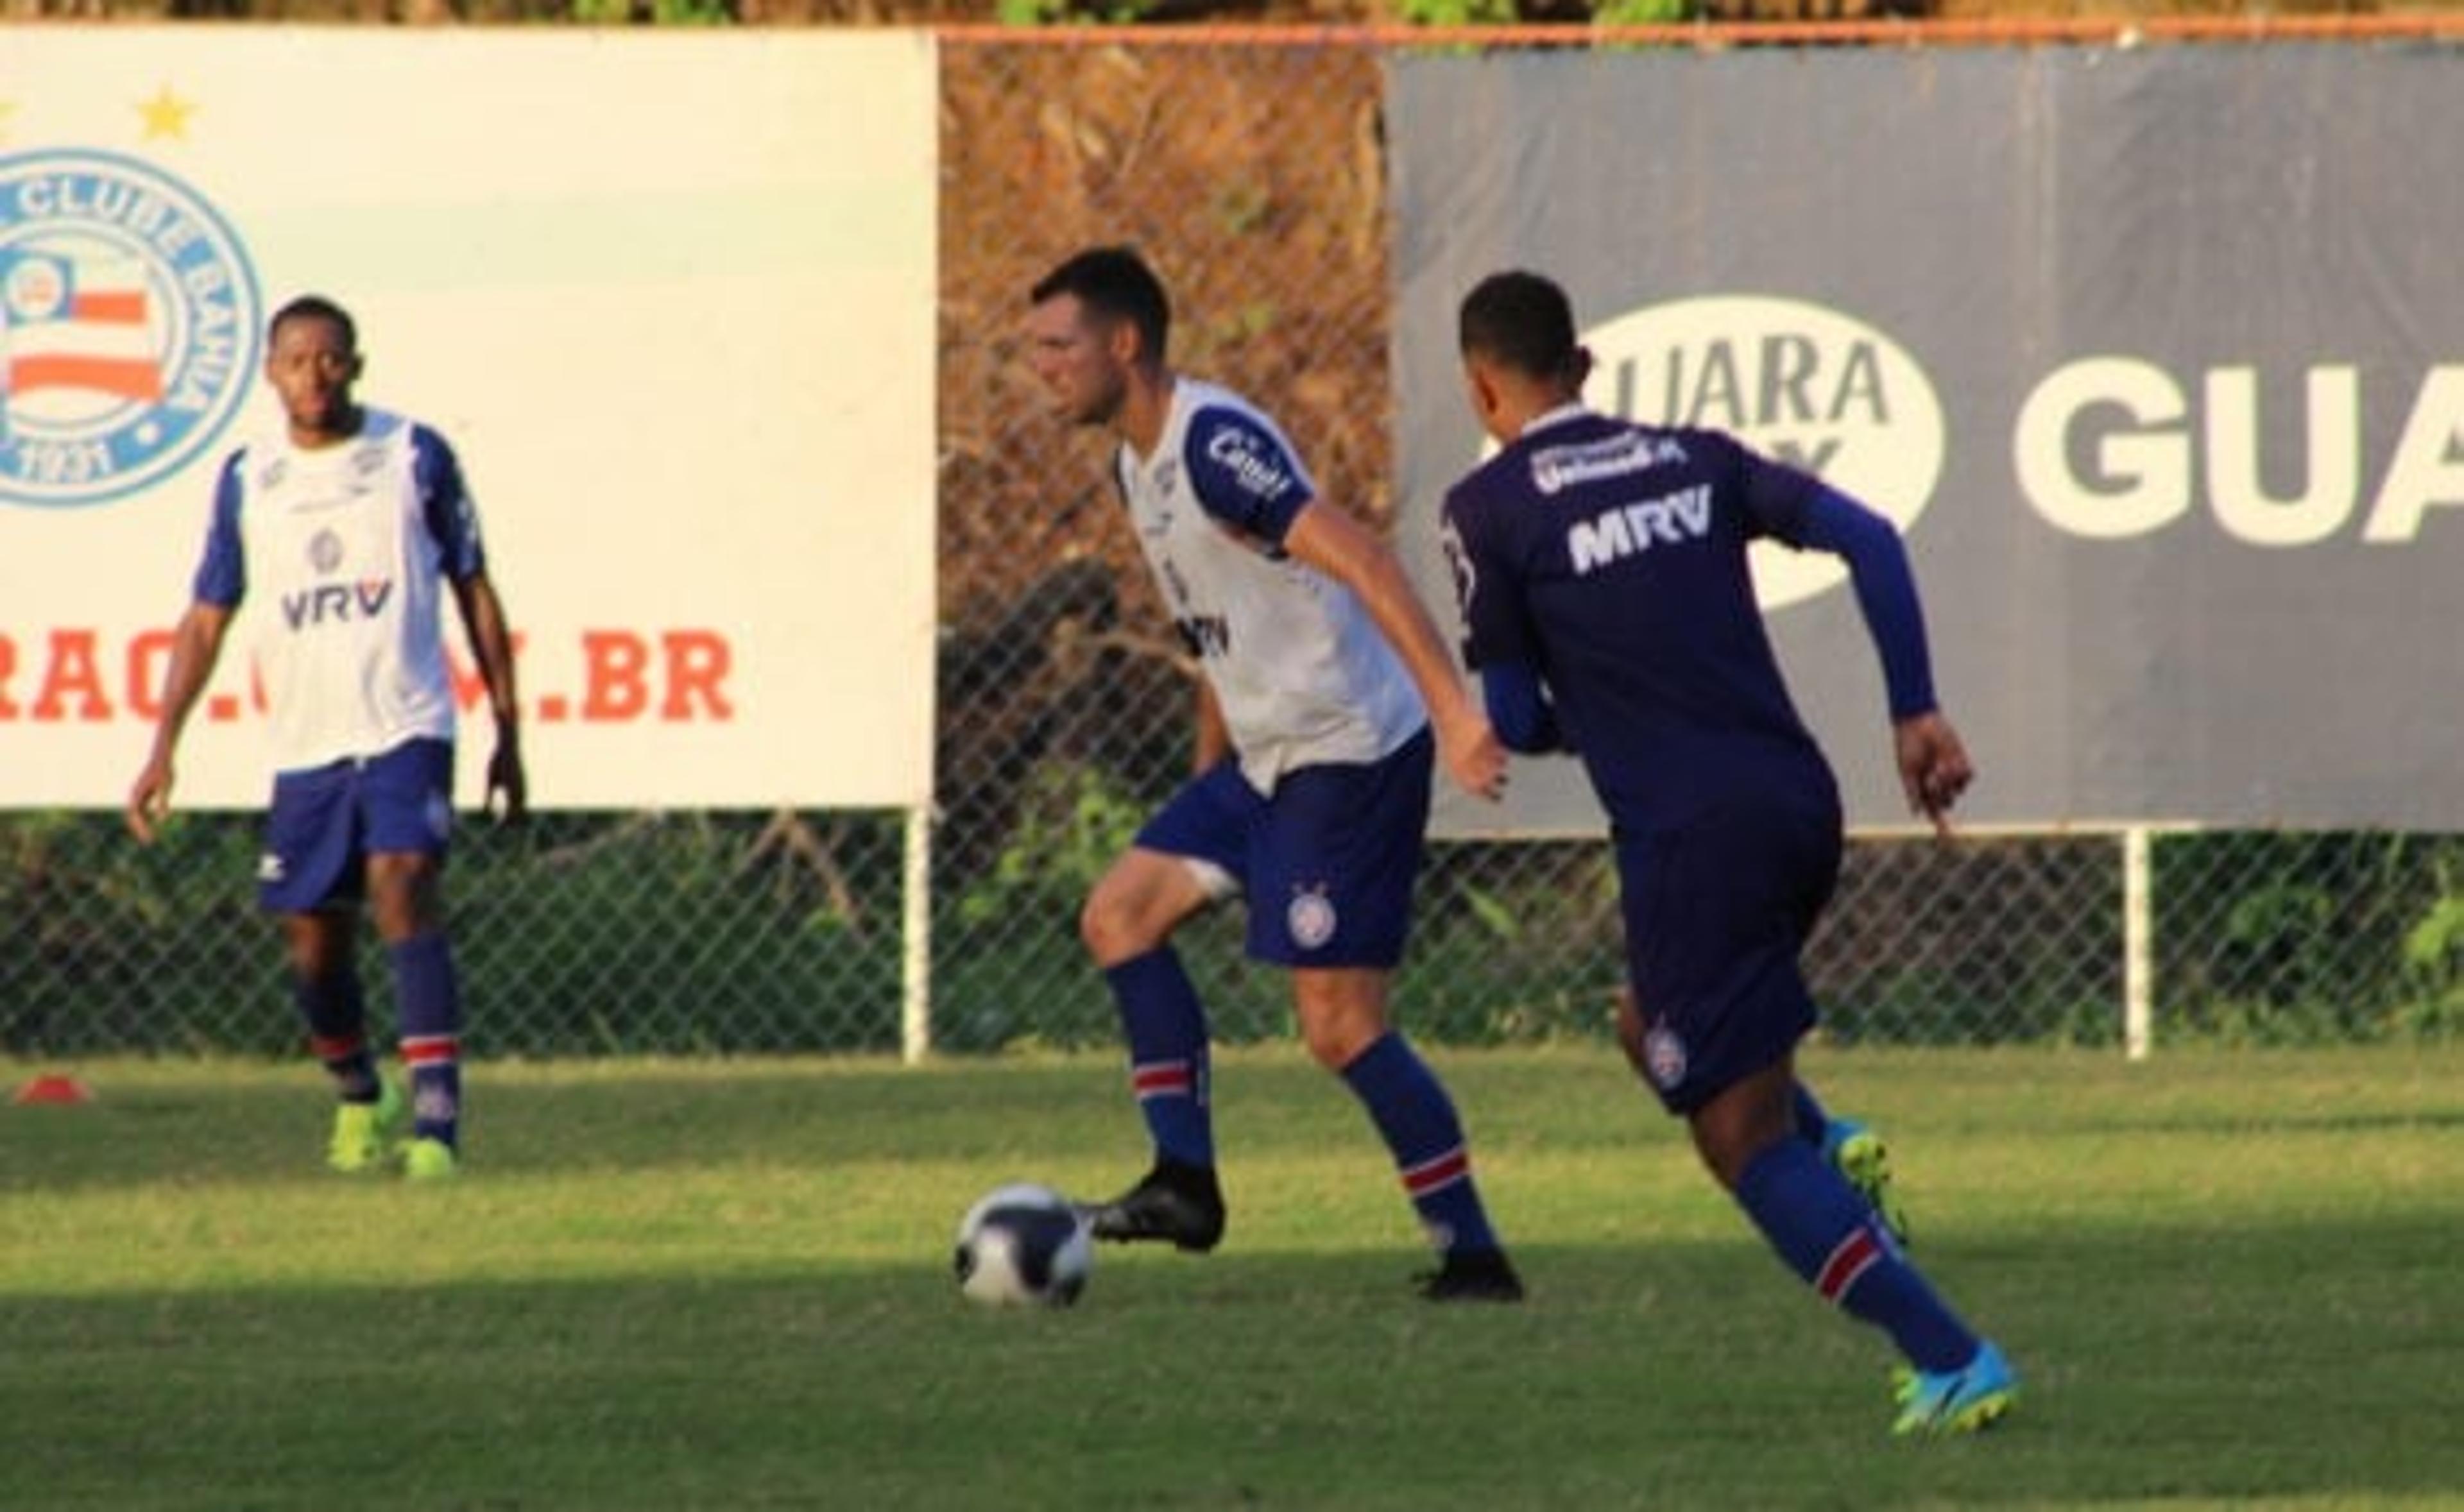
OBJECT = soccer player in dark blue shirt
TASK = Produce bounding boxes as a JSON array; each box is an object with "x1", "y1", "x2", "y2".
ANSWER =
[{"x1": 1440, "y1": 270, "x2": 2016, "y2": 1434}]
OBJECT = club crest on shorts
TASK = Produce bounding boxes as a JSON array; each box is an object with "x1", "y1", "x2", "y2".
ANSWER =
[
  {"x1": 1642, "y1": 1023, "x2": 1689, "y2": 1090},
  {"x1": 0, "y1": 149, "x2": 262, "y2": 509},
  {"x1": 1286, "y1": 885, "x2": 1338, "y2": 951}
]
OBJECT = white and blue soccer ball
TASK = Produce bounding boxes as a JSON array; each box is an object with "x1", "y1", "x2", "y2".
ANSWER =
[{"x1": 952, "y1": 1182, "x2": 1093, "y2": 1307}]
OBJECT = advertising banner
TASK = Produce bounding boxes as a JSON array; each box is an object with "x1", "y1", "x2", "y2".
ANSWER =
[
  {"x1": 1390, "y1": 45, "x2": 2464, "y2": 834},
  {"x1": 0, "y1": 30, "x2": 937, "y2": 810}
]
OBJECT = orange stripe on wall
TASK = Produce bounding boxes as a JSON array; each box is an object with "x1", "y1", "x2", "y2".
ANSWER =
[
  {"x1": 69, "y1": 291, "x2": 149, "y2": 324},
  {"x1": 6, "y1": 354, "x2": 164, "y2": 400}
]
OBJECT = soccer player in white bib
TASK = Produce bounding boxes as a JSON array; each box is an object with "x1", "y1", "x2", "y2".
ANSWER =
[
  {"x1": 1024, "y1": 246, "x2": 1523, "y2": 1300},
  {"x1": 127, "y1": 295, "x2": 524, "y2": 1182}
]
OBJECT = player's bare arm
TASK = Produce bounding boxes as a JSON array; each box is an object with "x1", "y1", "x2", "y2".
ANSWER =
[
  {"x1": 1280, "y1": 499, "x2": 1507, "y2": 802},
  {"x1": 451, "y1": 570, "x2": 528, "y2": 825},
  {"x1": 126, "y1": 600, "x2": 235, "y2": 844},
  {"x1": 1894, "y1": 710, "x2": 1973, "y2": 839},
  {"x1": 1192, "y1": 678, "x2": 1229, "y2": 774}
]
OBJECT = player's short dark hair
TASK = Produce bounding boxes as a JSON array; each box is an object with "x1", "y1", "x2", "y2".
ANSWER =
[
  {"x1": 1459, "y1": 271, "x2": 1583, "y2": 384},
  {"x1": 1031, "y1": 246, "x2": 1170, "y2": 364},
  {"x1": 270, "y1": 294, "x2": 357, "y2": 352}
]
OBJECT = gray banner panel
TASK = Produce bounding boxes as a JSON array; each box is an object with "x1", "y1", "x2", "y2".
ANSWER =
[{"x1": 1390, "y1": 44, "x2": 2464, "y2": 835}]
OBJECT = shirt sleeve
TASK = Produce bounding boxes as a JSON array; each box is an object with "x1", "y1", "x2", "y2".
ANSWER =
[
  {"x1": 1480, "y1": 658, "x2": 1566, "y2": 755},
  {"x1": 1439, "y1": 483, "x2": 1535, "y2": 671},
  {"x1": 1444, "y1": 488, "x2": 1564, "y2": 751},
  {"x1": 1181, "y1": 405, "x2": 1314, "y2": 545},
  {"x1": 413, "y1": 425, "x2": 487, "y2": 581},
  {"x1": 189, "y1": 454, "x2": 246, "y2": 607},
  {"x1": 1796, "y1": 484, "x2": 1940, "y2": 720},
  {"x1": 1721, "y1": 434, "x2": 1828, "y2": 546}
]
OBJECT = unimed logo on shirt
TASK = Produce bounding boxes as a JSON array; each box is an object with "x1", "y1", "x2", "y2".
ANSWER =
[{"x1": 1581, "y1": 294, "x2": 1945, "y2": 611}]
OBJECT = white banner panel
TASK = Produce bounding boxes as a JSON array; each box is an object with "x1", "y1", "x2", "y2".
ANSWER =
[{"x1": 0, "y1": 30, "x2": 936, "y2": 810}]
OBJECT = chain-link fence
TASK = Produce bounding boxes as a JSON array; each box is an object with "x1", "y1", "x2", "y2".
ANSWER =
[{"x1": 7, "y1": 36, "x2": 2464, "y2": 1060}]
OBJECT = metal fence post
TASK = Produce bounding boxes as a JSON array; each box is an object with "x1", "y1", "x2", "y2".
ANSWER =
[
  {"x1": 2125, "y1": 825, "x2": 2154, "y2": 1060},
  {"x1": 903, "y1": 804, "x2": 934, "y2": 1064}
]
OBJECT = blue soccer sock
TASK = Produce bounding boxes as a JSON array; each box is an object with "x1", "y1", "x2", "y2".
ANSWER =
[
  {"x1": 1104, "y1": 948, "x2": 1214, "y2": 1168},
  {"x1": 1340, "y1": 1032, "x2": 1501, "y2": 1256},
  {"x1": 389, "y1": 933, "x2": 463, "y2": 1150},
  {"x1": 1734, "y1": 1138, "x2": 1976, "y2": 1372},
  {"x1": 292, "y1": 969, "x2": 379, "y2": 1102},
  {"x1": 1793, "y1": 1082, "x2": 1833, "y2": 1147}
]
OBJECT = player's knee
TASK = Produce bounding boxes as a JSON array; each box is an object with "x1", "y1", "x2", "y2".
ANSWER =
[
  {"x1": 1077, "y1": 883, "x2": 1153, "y2": 967},
  {"x1": 284, "y1": 940, "x2": 335, "y2": 984},
  {"x1": 1688, "y1": 1077, "x2": 1796, "y2": 1191},
  {"x1": 1075, "y1": 893, "x2": 1115, "y2": 961},
  {"x1": 1684, "y1": 1111, "x2": 1741, "y2": 1189},
  {"x1": 1294, "y1": 985, "x2": 1388, "y2": 1071},
  {"x1": 1299, "y1": 1015, "x2": 1373, "y2": 1071},
  {"x1": 366, "y1": 856, "x2": 443, "y2": 943},
  {"x1": 279, "y1": 912, "x2": 351, "y2": 983},
  {"x1": 1687, "y1": 1130, "x2": 1745, "y2": 1190}
]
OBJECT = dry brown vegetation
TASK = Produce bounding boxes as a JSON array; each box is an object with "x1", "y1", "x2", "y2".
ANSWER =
[
  {"x1": 934, "y1": 44, "x2": 1391, "y2": 841},
  {"x1": 940, "y1": 46, "x2": 1389, "y2": 619}
]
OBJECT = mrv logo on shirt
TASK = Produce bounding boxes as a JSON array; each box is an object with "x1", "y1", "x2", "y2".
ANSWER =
[
  {"x1": 1567, "y1": 484, "x2": 1712, "y2": 575},
  {"x1": 281, "y1": 579, "x2": 395, "y2": 629}
]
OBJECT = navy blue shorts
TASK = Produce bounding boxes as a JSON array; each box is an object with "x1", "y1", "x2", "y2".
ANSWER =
[
  {"x1": 258, "y1": 738, "x2": 455, "y2": 913},
  {"x1": 1618, "y1": 792, "x2": 1841, "y2": 1115},
  {"x1": 1134, "y1": 728, "x2": 1433, "y2": 969}
]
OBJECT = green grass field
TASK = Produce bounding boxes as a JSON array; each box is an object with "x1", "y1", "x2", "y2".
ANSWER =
[{"x1": 3, "y1": 1045, "x2": 2458, "y2": 1510}]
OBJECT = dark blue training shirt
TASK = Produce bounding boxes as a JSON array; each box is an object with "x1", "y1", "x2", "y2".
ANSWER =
[{"x1": 1442, "y1": 409, "x2": 1925, "y2": 833}]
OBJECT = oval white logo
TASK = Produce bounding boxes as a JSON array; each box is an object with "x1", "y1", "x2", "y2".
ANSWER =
[{"x1": 1579, "y1": 295, "x2": 1944, "y2": 611}]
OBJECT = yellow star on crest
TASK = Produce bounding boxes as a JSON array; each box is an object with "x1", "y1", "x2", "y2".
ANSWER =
[{"x1": 137, "y1": 84, "x2": 198, "y2": 142}]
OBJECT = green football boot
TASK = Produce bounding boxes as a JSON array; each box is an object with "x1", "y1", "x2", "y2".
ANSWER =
[
  {"x1": 1892, "y1": 1341, "x2": 2019, "y2": 1437},
  {"x1": 1825, "y1": 1117, "x2": 1910, "y2": 1246},
  {"x1": 402, "y1": 1136, "x2": 460, "y2": 1182},
  {"x1": 326, "y1": 1078, "x2": 406, "y2": 1175}
]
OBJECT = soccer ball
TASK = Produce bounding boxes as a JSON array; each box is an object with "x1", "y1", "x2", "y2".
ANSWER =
[{"x1": 952, "y1": 1182, "x2": 1093, "y2": 1307}]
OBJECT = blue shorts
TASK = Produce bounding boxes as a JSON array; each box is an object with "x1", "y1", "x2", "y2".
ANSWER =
[
  {"x1": 1135, "y1": 728, "x2": 1433, "y2": 969},
  {"x1": 258, "y1": 738, "x2": 455, "y2": 913},
  {"x1": 1618, "y1": 792, "x2": 1841, "y2": 1115}
]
